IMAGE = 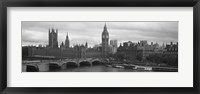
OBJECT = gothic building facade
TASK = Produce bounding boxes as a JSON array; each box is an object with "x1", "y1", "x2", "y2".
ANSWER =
[
  {"x1": 24, "y1": 24, "x2": 111, "y2": 59},
  {"x1": 48, "y1": 28, "x2": 58, "y2": 48},
  {"x1": 102, "y1": 24, "x2": 109, "y2": 58}
]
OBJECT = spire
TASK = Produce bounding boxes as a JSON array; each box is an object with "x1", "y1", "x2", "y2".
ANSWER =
[
  {"x1": 104, "y1": 22, "x2": 107, "y2": 31},
  {"x1": 66, "y1": 32, "x2": 69, "y2": 39},
  {"x1": 102, "y1": 22, "x2": 109, "y2": 42},
  {"x1": 65, "y1": 32, "x2": 70, "y2": 48},
  {"x1": 102, "y1": 22, "x2": 108, "y2": 35},
  {"x1": 85, "y1": 42, "x2": 88, "y2": 48}
]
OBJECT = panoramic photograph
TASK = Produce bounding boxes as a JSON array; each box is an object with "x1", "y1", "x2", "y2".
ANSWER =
[{"x1": 22, "y1": 21, "x2": 178, "y2": 72}]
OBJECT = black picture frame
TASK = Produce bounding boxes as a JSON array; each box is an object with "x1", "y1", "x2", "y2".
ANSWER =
[{"x1": 0, "y1": 0, "x2": 200, "y2": 94}]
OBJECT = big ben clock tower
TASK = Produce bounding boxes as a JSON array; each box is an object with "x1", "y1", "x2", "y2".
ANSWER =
[{"x1": 102, "y1": 23, "x2": 109, "y2": 58}]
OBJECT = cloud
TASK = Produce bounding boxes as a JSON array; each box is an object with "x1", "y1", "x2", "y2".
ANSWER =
[{"x1": 22, "y1": 21, "x2": 178, "y2": 47}]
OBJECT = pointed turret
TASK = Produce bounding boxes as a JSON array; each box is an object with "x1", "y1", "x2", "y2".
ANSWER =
[
  {"x1": 65, "y1": 32, "x2": 70, "y2": 48},
  {"x1": 85, "y1": 42, "x2": 88, "y2": 48}
]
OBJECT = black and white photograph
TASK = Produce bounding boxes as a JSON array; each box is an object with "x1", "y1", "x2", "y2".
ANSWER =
[{"x1": 22, "y1": 21, "x2": 178, "y2": 72}]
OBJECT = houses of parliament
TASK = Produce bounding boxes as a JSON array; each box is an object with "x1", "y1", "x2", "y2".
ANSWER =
[{"x1": 23, "y1": 24, "x2": 113, "y2": 59}]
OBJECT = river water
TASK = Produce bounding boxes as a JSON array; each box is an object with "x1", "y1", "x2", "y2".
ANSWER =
[{"x1": 49, "y1": 65, "x2": 152, "y2": 72}]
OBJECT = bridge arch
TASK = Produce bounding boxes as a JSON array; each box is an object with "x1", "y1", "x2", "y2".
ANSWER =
[
  {"x1": 92, "y1": 60, "x2": 102, "y2": 65},
  {"x1": 79, "y1": 61, "x2": 91, "y2": 67},
  {"x1": 66, "y1": 62, "x2": 78, "y2": 68},
  {"x1": 26, "y1": 65, "x2": 39, "y2": 72},
  {"x1": 49, "y1": 63, "x2": 61, "y2": 71}
]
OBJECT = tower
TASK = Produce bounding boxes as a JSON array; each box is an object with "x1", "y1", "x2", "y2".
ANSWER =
[
  {"x1": 48, "y1": 28, "x2": 58, "y2": 48},
  {"x1": 102, "y1": 23, "x2": 109, "y2": 58},
  {"x1": 65, "y1": 33, "x2": 70, "y2": 48}
]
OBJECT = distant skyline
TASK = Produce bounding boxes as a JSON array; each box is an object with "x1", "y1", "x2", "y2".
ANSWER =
[{"x1": 22, "y1": 21, "x2": 178, "y2": 47}]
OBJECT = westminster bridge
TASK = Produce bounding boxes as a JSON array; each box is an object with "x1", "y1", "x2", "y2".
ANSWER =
[
  {"x1": 22, "y1": 58, "x2": 105, "y2": 72},
  {"x1": 22, "y1": 58, "x2": 178, "y2": 72}
]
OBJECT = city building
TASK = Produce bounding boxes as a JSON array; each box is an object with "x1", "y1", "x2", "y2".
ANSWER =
[
  {"x1": 139, "y1": 40, "x2": 148, "y2": 46},
  {"x1": 110, "y1": 40, "x2": 117, "y2": 47},
  {"x1": 137, "y1": 41, "x2": 159, "y2": 60},
  {"x1": 164, "y1": 42, "x2": 178, "y2": 56},
  {"x1": 117, "y1": 41, "x2": 137, "y2": 61},
  {"x1": 110, "y1": 40, "x2": 118, "y2": 54},
  {"x1": 123, "y1": 41, "x2": 135, "y2": 47}
]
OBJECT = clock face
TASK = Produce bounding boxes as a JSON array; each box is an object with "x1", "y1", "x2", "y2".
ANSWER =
[
  {"x1": 106, "y1": 35, "x2": 109, "y2": 38},
  {"x1": 102, "y1": 35, "x2": 109, "y2": 39}
]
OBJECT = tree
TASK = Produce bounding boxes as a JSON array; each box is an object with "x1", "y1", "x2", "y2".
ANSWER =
[{"x1": 146, "y1": 54, "x2": 178, "y2": 67}]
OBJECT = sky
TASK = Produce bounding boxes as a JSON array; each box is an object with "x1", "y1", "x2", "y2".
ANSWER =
[{"x1": 22, "y1": 21, "x2": 178, "y2": 47}]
